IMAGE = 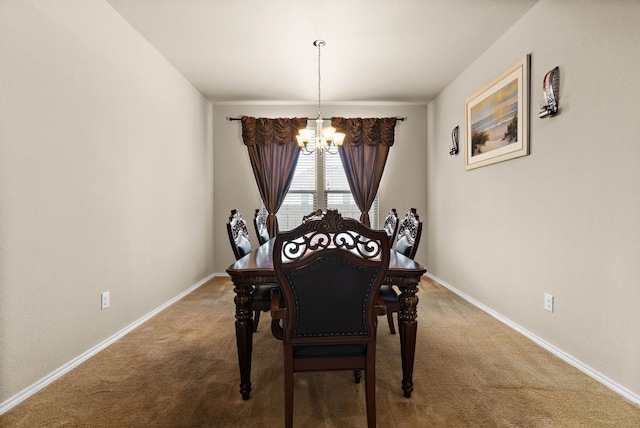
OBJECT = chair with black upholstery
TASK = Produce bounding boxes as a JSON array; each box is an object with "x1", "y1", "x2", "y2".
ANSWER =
[
  {"x1": 378, "y1": 208, "x2": 423, "y2": 334},
  {"x1": 253, "y1": 208, "x2": 270, "y2": 246},
  {"x1": 270, "y1": 209, "x2": 390, "y2": 428},
  {"x1": 226, "y1": 209, "x2": 277, "y2": 332}
]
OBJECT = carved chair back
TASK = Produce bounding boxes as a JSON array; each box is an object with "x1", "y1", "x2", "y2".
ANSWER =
[
  {"x1": 253, "y1": 208, "x2": 270, "y2": 246},
  {"x1": 395, "y1": 208, "x2": 423, "y2": 260},
  {"x1": 273, "y1": 209, "x2": 390, "y2": 345},
  {"x1": 226, "y1": 209, "x2": 252, "y2": 260},
  {"x1": 383, "y1": 208, "x2": 399, "y2": 246}
]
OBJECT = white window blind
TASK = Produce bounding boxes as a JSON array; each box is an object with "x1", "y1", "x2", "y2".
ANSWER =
[
  {"x1": 276, "y1": 127, "x2": 379, "y2": 231},
  {"x1": 277, "y1": 140, "x2": 317, "y2": 230}
]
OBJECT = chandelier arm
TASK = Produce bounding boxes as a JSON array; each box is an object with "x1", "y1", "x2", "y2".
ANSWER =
[{"x1": 325, "y1": 144, "x2": 339, "y2": 155}]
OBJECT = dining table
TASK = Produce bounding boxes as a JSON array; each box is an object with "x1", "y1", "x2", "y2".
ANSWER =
[{"x1": 226, "y1": 238, "x2": 426, "y2": 400}]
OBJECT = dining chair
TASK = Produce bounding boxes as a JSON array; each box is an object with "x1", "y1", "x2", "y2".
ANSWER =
[
  {"x1": 253, "y1": 208, "x2": 270, "y2": 245},
  {"x1": 270, "y1": 209, "x2": 390, "y2": 428},
  {"x1": 378, "y1": 208, "x2": 423, "y2": 334},
  {"x1": 226, "y1": 209, "x2": 278, "y2": 332}
]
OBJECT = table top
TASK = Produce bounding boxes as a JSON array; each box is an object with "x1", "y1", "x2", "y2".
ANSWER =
[{"x1": 227, "y1": 238, "x2": 426, "y2": 280}]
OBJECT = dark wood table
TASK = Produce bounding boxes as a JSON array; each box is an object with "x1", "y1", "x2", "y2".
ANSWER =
[{"x1": 226, "y1": 238, "x2": 426, "y2": 400}]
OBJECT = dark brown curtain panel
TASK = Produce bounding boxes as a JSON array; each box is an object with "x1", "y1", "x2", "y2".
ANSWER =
[
  {"x1": 241, "y1": 116, "x2": 308, "y2": 237},
  {"x1": 331, "y1": 117, "x2": 397, "y2": 227}
]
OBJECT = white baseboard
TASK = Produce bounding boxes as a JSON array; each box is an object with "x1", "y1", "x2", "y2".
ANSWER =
[
  {"x1": 0, "y1": 273, "x2": 216, "y2": 415},
  {"x1": 424, "y1": 272, "x2": 640, "y2": 407}
]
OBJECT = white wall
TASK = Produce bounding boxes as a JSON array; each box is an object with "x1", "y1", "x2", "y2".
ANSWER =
[
  {"x1": 212, "y1": 104, "x2": 428, "y2": 272},
  {"x1": 427, "y1": 0, "x2": 640, "y2": 398},
  {"x1": 0, "y1": 0, "x2": 214, "y2": 403}
]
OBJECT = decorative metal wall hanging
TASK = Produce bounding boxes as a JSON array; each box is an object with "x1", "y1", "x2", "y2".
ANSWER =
[
  {"x1": 450, "y1": 126, "x2": 459, "y2": 155},
  {"x1": 539, "y1": 66, "x2": 560, "y2": 118}
]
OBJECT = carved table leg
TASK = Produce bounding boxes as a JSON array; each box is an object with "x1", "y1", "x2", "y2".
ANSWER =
[
  {"x1": 234, "y1": 285, "x2": 254, "y2": 400},
  {"x1": 398, "y1": 285, "x2": 419, "y2": 398}
]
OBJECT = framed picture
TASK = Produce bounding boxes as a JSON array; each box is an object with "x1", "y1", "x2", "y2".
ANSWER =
[{"x1": 465, "y1": 55, "x2": 530, "y2": 170}]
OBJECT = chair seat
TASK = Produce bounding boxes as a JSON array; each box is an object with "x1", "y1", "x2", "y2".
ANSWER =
[
  {"x1": 253, "y1": 283, "x2": 279, "y2": 302},
  {"x1": 378, "y1": 285, "x2": 399, "y2": 335},
  {"x1": 378, "y1": 284, "x2": 399, "y2": 304},
  {"x1": 252, "y1": 283, "x2": 279, "y2": 333},
  {"x1": 294, "y1": 344, "x2": 366, "y2": 359}
]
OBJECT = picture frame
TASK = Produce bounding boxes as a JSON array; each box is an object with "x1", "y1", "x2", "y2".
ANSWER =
[{"x1": 465, "y1": 55, "x2": 530, "y2": 170}]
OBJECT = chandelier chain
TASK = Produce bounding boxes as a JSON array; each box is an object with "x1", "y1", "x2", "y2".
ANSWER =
[
  {"x1": 316, "y1": 40, "x2": 324, "y2": 119},
  {"x1": 296, "y1": 40, "x2": 343, "y2": 155}
]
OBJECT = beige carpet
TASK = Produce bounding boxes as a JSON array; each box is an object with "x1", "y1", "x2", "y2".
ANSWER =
[{"x1": 2, "y1": 276, "x2": 639, "y2": 427}]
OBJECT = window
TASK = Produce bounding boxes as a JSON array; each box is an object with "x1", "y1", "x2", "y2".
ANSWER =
[{"x1": 277, "y1": 138, "x2": 379, "y2": 231}]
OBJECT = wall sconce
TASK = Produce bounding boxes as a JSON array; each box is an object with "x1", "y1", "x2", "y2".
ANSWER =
[
  {"x1": 539, "y1": 66, "x2": 560, "y2": 118},
  {"x1": 449, "y1": 126, "x2": 459, "y2": 155}
]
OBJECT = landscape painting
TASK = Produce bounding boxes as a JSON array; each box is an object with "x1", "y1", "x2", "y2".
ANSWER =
[{"x1": 465, "y1": 55, "x2": 530, "y2": 170}]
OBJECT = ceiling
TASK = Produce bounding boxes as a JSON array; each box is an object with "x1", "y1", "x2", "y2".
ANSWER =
[{"x1": 106, "y1": 0, "x2": 538, "y2": 105}]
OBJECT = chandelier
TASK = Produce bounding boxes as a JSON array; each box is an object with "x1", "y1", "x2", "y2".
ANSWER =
[{"x1": 296, "y1": 40, "x2": 345, "y2": 155}]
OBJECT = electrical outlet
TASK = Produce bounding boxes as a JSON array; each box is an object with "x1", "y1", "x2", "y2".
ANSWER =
[
  {"x1": 101, "y1": 291, "x2": 110, "y2": 310},
  {"x1": 544, "y1": 293, "x2": 554, "y2": 312}
]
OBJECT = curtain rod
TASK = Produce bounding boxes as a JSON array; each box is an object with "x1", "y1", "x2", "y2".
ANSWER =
[{"x1": 228, "y1": 117, "x2": 405, "y2": 121}]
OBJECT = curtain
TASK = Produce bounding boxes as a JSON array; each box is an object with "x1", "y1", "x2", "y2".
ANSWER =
[
  {"x1": 241, "y1": 116, "x2": 308, "y2": 237},
  {"x1": 331, "y1": 117, "x2": 397, "y2": 227}
]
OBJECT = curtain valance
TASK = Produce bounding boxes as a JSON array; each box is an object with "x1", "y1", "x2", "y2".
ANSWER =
[
  {"x1": 330, "y1": 117, "x2": 397, "y2": 147},
  {"x1": 241, "y1": 116, "x2": 308, "y2": 146}
]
